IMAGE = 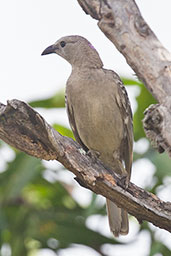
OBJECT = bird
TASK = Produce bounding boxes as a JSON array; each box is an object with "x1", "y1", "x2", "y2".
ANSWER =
[{"x1": 42, "y1": 35, "x2": 133, "y2": 237}]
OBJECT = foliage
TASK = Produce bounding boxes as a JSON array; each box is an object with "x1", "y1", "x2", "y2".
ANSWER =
[
  {"x1": 0, "y1": 79, "x2": 171, "y2": 256},
  {"x1": 29, "y1": 90, "x2": 65, "y2": 109}
]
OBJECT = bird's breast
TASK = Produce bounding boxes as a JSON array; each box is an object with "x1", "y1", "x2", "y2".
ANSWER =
[{"x1": 66, "y1": 73, "x2": 124, "y2": 157}]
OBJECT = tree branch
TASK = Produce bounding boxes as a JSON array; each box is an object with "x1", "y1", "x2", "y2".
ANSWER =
[
  {"x1": 0, "y1": 100, "x2": 171, "y2": 232},
  {"x1": 77, "y1": 0, "x2": 171, "y2": 156}
]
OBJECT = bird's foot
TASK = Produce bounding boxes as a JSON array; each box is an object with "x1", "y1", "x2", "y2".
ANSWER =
[{"x1": 118, "y1": 174, "x2": 129, "y2": 190}]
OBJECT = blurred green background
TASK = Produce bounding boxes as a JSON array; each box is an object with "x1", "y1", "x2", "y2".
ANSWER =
[{"x1": 0, "y1": 78, "x2": 171, "y2": 256}]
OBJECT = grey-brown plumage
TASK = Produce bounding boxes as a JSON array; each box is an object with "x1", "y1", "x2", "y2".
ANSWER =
[{"x1": 42, "y1": 35, "x2": 133, "y2": 236}]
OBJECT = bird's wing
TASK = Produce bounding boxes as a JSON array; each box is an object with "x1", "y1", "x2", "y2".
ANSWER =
[
  {"x1": 112, "y1": 72, "x2": 133, "y2": 178},
  {"x1": 66, "y1": 96, "x2": 89, "y2": 152}
]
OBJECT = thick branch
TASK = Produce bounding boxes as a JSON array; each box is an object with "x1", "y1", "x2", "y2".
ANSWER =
[
  {"x1": 143, "y1": 100, "x2": 171, "y2": 156},
  {"x1": 77, "y1": 0, "x2": 171, "y2": 156},
  {"x1": 0, "y1": 100, "x2": 171, "y2": 232}
]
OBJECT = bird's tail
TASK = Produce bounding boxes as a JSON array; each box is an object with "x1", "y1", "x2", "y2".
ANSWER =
[{"x1": 106, "y1": 199, "x2": 129, "y2": 237}]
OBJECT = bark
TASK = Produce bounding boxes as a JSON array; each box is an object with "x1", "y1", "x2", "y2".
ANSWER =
[
  {"x1": 77, "y1": 0, "x2": 171, "y2": 156},
  {"x1": 0, "y1": 100, "x2": 171, "y2": 232}
]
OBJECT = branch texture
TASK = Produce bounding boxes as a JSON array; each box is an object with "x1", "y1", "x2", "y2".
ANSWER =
[
  {"x1": 0, "y1": 100, "x2": 171, "y2": 232},
  {"x1": 77, "y1": 0, "x2": 171, "y2": 156}
]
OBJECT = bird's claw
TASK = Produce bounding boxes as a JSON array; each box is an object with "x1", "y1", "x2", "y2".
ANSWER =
[{"x1": 117, "y1": 174, "x2": 129, "y2": 190}]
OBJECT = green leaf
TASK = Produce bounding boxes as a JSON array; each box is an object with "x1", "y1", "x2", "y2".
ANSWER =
[
  {"x1": 121, "y1": 77, "x2": 142, "y2": 86},
  {"x1": 24, "y1": 179, "x2": 78, "y2": 209},
  {"x1": 150, "y1": 240, "x2": 171, "y2": 256},
  {"x1": 145, "y1": 150, "x2": 171, "y2": 181},
  {"x1": 53, "y1": 124, "x2": 74, "y2": 139},
  {"x1": 0, "y1": 152, "x2": 44, "y2": 201},
  {"x1": 29, "y1": 209, "x2": 121, "y2": 251},
  {"x1": 29, "y1": 90, "x2": 65, "y2": 108},
  {"x1": 0, "y1": 140, "x2": 3, "y2": 147}
]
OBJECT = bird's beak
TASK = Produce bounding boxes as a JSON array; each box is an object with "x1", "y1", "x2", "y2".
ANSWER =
[{"x1": 41, "y1": 44, "x2": 58, "y2": 56}]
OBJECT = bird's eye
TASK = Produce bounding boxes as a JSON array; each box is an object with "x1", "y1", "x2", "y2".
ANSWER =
[{"x1": 60, "y1": 41, "x2": 66, "y2": 48}]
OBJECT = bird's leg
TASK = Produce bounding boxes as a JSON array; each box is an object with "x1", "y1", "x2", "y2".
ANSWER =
[
  {"x1": 113, "y1": 151, "x2": 129, "y2": 189},
  {"x1": 119, "y1": 172, "x2": 129, "y2": 189}
]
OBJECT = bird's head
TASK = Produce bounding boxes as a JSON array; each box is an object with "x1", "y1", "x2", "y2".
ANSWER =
[{"x1": 41, "y1": 35, "x2": 103, "y2": 68}]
